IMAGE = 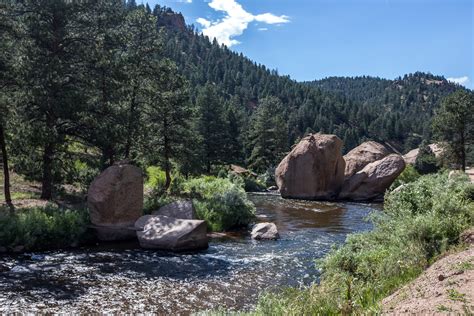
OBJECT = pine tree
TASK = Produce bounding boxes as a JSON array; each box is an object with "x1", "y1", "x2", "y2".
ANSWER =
[
  {"x1": 432, "y1": 90, "x2": 474, "y2": 171},
  {"x1": 247, "y1": 97, "x2": 288, "y2": 172},
  {"x1": 17, "y1": 0, "x2": 91, "y2": 199},
  {"x1": 196, "y1": 84, "x2": 228, "y2": 172}
]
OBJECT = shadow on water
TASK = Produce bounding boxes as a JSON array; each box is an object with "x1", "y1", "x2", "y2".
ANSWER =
[{"x1": 0, "y1": 193, "x2": 381, "y2": 314}]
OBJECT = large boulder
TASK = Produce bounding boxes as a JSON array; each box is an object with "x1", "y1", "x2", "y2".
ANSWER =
[
  {"x1": 340, "y1": 154, "x2": 405, "y2": 201},
  {"x1": 135, "y1": 215, "x2": 208, "y2": 251},
  {"x1": 152, "y1": 200, "x2": 196, "y2": 219},
  {"x1": 88, "y1": 162, "x2": 143, "y2": 240},
  {"x1": 403, "y1": 143, "x2": 443, "y2": 165},
  {"x1": 344, "y1": 141, "x2": 390, "y2": 179},
  {"x1": 251, "y1": 222, "x2": 279, "y2": 240},
  {"x1": 275, "y1": 134, "x2": 345, "y2": 200}
]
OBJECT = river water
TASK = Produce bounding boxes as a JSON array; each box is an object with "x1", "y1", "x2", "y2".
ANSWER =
[{"x1": 0, "y1": 193, "x2": 380, "y2": 314}]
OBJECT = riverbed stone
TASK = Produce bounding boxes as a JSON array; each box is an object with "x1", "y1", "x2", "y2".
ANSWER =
[
  {"x1": 340, "y1": 154, "x2": 405, "y2": 201},
  {"x1": 88, "y1": 162, "x2": 143, "y2": 241},
  {"x1": 152, "y1": 199, "x2": 196, "y2": 219},
  {"x1": 135, "y1": 215, "x2": 208, "y2": 251},
  {"x1": 344, "y1": 141, "x2": 390, "y2": 179},
  {"x1": 275, "y1": 133, "x2": 345, "y2": 200},
  {"x1": 251, "y1": 222, "x2": 279, "y2": 240}
]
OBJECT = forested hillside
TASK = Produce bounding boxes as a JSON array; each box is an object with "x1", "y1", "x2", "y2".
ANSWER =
[
  {"x1": 153, "y1": 7, "x2": 463, "y2": 155},
  {"x1": 309, "y1": 73, "x2": 461, "y2": 151},
  {"x1": 0, "y1": 0, "x2": 465, "y2": 199}
]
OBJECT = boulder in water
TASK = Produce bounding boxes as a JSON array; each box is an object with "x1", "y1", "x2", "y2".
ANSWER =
[
  {"x1": 344, "y1": 141, "x2": 390, "y2": 179},
  {"x1": 135, "y1": 215, "x2": 208, "y2": 251},
  {"x1": 152, "y1": 199, "x2": 196, "y2": 219},
  {"x1": 251, "y1": 222, "x2": 279, "y2": 240},
  {"x1": 275, "y1": 134, "x2": 345, "y2": 200},
  {"x1": 87, "y1": 162, "x2": 143, "y2": 240},
  {"x1": 340, "y1": 154, "x2": 405, "y2": 201}
]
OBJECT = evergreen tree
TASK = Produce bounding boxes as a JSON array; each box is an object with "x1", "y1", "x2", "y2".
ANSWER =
[
  {"x1": 432, "y1": 90, "x2": 473, "y2": 171},
  {"x1": 16, "y1": 0, "x2": 91, "y2": 199},
  {"x1": 196, "y1": 84, "x2": 228, "y2": 172},
  {"x1": 143, "y1": 61, "x2": 192, "y2": 190},
  {"x1": 247, "y1": 97, "x2": 288, "y2": 172},
  {"x1": 414, "y1": 141, "x2": 439, "y2": 174}
]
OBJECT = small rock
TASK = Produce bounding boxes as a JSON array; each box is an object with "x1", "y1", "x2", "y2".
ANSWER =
[
  {"x1": 438, "y1": 274, "x2": 445, "y2": 281},
  {"x1": 251, "y1": 222, "x2": 279, "y2": 240}
]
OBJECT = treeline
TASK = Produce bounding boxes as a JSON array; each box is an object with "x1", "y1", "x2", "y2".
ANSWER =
[
  {"x1": 309, "y1": 73, "x2": 461, "y2": 151},
  {"x1": 0, "y1": 0, "x2": 292, "y2": 203},
  {"x1": 156, "y1": 10, "x2": 463, "y2": 154},
  {"x1": 0, "y1": 0, "x2": 466, "y2": 203}
]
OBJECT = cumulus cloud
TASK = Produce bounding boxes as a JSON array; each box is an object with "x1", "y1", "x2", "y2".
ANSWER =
[
  {"x1": 447, "y1": 76, "x2": 470, "y2": 87},
  {"x1": 196, "y1": 0, "x2": 289, "y2": 47}
]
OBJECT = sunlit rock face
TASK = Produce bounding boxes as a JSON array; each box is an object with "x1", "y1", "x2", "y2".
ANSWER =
[
  {"x1": 344, "y1": 141, "x2": 390, "y2": 180},
  {"x1": 340, "y1": 154, "x2": 406, "y2": 201},
  {"x1": 135, "y1": 215, "x2": 208, "y2": 251},
  {"x1": 87, "y1": 162, "x2": 143, "y2": 241},
  {"x1": 152, "y1": 200, "x2": 197, "y2": 219},
  {"x1": 275, "y1": 134, "x2": 345, "y2": 200}
]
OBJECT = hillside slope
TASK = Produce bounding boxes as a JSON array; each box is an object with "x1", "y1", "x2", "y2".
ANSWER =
[
  {"x1": 152, "y1": 6, "x2": 462, "y2": 153},
  {"x1": 382, "y1": 242, "x2": 473, "y2": 314}
]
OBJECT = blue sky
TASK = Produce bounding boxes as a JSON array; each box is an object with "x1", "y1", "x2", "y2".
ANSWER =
[{"x1": 146, "y1": 0, "x2": 473, "y2": 89}]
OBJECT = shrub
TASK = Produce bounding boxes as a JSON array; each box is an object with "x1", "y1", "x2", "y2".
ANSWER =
[
  {"x1": 181, "y1": 176, "x2": 255, "y2": 231},
  {"x1": 391, "y1": 164, "x2": 420, "y2": 189},
  {"x1": 143, "y1": 190, "x2": 177, "y2": 214},
  {"x1": 0, "y1": 204, "x2": 90, "y2": 251},
  {"x1": 145, "y1": 166, "x2": 166, "y2": 192},
  {"x1": 414, "y1": 143, "x2": 440, "y2": 174},
  {"x1": 255, "y1": 172, "x2": 474, "y2": 315}
]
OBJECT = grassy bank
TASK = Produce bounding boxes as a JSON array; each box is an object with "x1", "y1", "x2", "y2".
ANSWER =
[{"x1": 253, "y1": 172, "x2": 473, "y2": 315}]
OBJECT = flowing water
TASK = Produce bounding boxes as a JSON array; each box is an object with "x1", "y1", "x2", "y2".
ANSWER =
[{"x1": 0, "y1": 194, "x2": 380, "y2": 314}]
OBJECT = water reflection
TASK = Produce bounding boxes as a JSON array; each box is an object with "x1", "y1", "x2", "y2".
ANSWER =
[{"x1": 0, "y1": 194, "x2": 380, "y2": 314}]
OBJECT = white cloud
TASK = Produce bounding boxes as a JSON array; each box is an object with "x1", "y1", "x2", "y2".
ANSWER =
[
  {"x1": 196, "y1": 18, "x2": 211, "y2": 28},
  {"x1": 177, "y1": 0, "x2": 192, "y2": 3},
  {"x1": 447, "y1": 76, "x2": 470, "y2": 87},
  {"x1": 258, "y1": 27, "x2": 268, "y2": 31},
  {"x1": 196, "y1": 0, "x2": 289, "y2": 47}
]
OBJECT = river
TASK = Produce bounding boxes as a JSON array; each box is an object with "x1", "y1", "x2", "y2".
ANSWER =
[{"x1": 0, "y1": 193, "x2": 380, "y2": 314}]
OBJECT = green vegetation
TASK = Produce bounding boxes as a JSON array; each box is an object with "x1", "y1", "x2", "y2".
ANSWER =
[
  {"x1": 0, "y1": 204, "x2": 89, "y2": 251},
  {"x1": 2, "y1": 1, "x2": 468, "y2": 206},
  {"x1": 181, "y1": 176, "x2": 255, "y2": 231},
  {"x1": 432, "y1": 90, "x2": 474, "y2": 171},
  {"x1": 143, "y1": 167, "x2": 256, "y2": 231},
  {"x1": 414, "y1": 142, "x2": 440, "y2": 174},
  {"x1": 390, "y1": 164, "x2": 421, "y2": 189},
  {"x1": 253, "y1": 173, "x2": 474, "y2": 315}
]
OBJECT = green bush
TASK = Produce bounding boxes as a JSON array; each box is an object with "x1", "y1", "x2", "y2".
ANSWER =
[
  {"x1": 145, "y1": 166, "x2": 166, "y2": 192},
  {"x1": 143, "y1": 190, "x2": 177, "y2": 214},
  {"x1": 255, "y1": 172, "x2": 474, "y2": 315},
  {"x1": 390, "y1": 164, "x2": 420, "y2": 189},
  {"x1": 182, "y1": 176, "x2": 255, "y2": 231},
  {"x1": 0, "y1": 204, "x2": 89, "y2": 251}
]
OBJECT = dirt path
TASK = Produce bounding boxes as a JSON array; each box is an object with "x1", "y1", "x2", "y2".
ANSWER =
[{"x1": 382, "y1": 244, "x2": 474, "y2": 314}]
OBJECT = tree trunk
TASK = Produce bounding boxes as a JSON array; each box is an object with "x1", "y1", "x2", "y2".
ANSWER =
[
  {"x1": 0, "y1": 124, "x2": 13, "y2": 211},
  {"x1": 460, "y1": 132, "x2": 466, "y2": 172},
  {"x1": 41, "y1": 142, "x2": 54, "y2": 200},
  {"x1": 163, "y1": 126, "x2": 171, "y2": 190},
  {"x1": 125, "y1": 86, "x2": 138, "y2": 159}
]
